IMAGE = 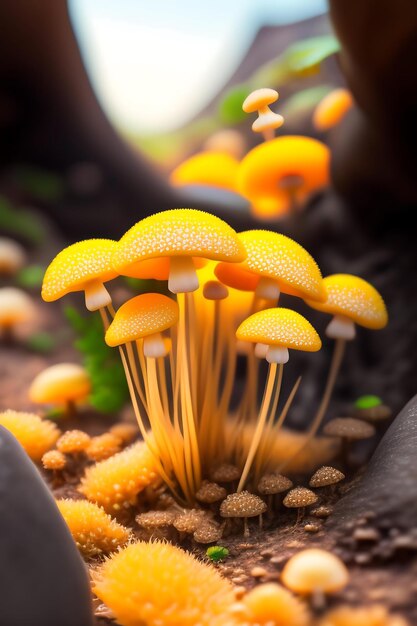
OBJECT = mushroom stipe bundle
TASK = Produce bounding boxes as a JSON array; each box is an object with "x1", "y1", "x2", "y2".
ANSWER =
[{"x1": 42, "y1": 208, "x2": 388, "y2": 504}]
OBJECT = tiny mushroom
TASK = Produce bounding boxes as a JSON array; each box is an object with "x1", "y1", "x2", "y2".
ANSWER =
[
  {"x1": 0, "y1": 237, "x2": 26, "y2": 275},
  {"x1": 42, "y1": 449, "x2": 67, "y2": 472},
  {"x1": 111, "y1": 208, "x2": 246, "y2": 294},
  {"x1": 173, "y1": 509, "x2": 209, "y2": 539},
  {"x1": 323, "y1": 417, "x2": 376, "y2": 464},
  {"x1": 283, "y1": 487, "x2": 318, "y2": 523},
  {"x1": 210, "y1": 463, "x2": 241, "y2": 486},
  {"x1": 0, "y1": 287, "x2": 36, "y2": 339},
  {"x1": 29, "y1": 363, "x2": 91, "y2": 415},
  {"x1": 41, "y1": 238, "x2": 118, "y2": 312},
  {"x1": 281, "y1": 548, "x2": 349, "y2": 609},
  {"x1": 196, "y1": 480, "x2": 227, "y2": 505},
  {"x1": 313, "y1": 88, "x2": 353, "y2": 132},
  {"x1": 86, "y1": 433, "x2": 122, "y2": 462},
  {"x1": 135, "y1": 510, "x2": 178, "y2": 539},
  {"x1": 258, "y1": 473, "x2": 293, "y2": 510},
  {"x1": 236, "y1": 308, "x2": 321, "y2": 491},
  {"x1": 309, "y1": 466, "x2": 345, "y2": 492},
  {"x1": 236, "y1": 136, "x2": 329, "y2": 218},
  {"x1": 56, "y1": 429, "x2": 91, "y2": 455},
  {"x1": 354, "y1": 395, "x2": 392, "y2": 423},
  {"x1": 220, "y1": 490, "x2": 267, "y2": 537},
  {"x1": 242, "y1": 88, "x2": 284, "y2": 141},
  {"x1": 170, "y1": 151, "x2": 240, "y2": 192},
  {"x1": 105, "y1": 293, "x2": 179, "y2": 359},
  {"x1": 238, "y1": 582, "x2": 311, "y2": 626},
  {"x1": 193, "y1": 522, "x2": 223, "y2": 544}
]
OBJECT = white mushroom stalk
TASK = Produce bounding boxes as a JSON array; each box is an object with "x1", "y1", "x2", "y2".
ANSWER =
[
  {"x1": 84, "y1": 280, "x2": 112, "y2": 312},
  {"x1": 168, "y1": 256, "x2": 199, "y2": 294}
]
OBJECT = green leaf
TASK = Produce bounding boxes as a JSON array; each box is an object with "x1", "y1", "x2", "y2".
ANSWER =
[
  {"x1": 13, "y1": 166, "x2": 64, "y2": 202},
  {"x1": 355, "y1": 395, "x2": 383, "y2": 410},
  {"x1": 25, "y1": 332, "x2": 56, "y2": 353},
  {"x1": 0, "y1": 196, "x2": 46, "y2": 245},
  {"x1": 283, "y1": 35, "x2": 340, "y2": 73},
  {"x1": 65, "y1": 306, "x2": 129, "y2": 414},
  {"x1": 206, "y1": 546, "x2": 229, "y2": 562},
  {"x1": 16, "y1": 264, "x2": 46, "y2": 289},
  {"x1": 218, "y1": 85, "x2": 250, "y2": 124}
]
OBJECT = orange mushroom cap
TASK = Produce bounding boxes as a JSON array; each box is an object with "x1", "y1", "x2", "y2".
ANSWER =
[
  {"x1": 305, "y1": 274, "x2": 388, "y2": 330},
  {"x1": 105, "y1": 293, "x2": 178, "y2": 347},
  {"x1": 313, "y1": 88, "x2": 353, "y2": 131},
  {"x1": 237, "y1": 308, "x2": 321, "y2": 353},
  {"x1": 237, "y1": 136, "x2": 330, "y2": 218},
  {"x1": 170, "y1": 151, "x2": 239, "y2": 192},
  {"x1": 42, "y1": 239, "x2": 118, "y2": 302},
  {"x1": 112, "y1": 209, "x2": 246, "y2": 281},
  {"x1": 215, "y1": 230, "x2": 326, "y2": 302}
]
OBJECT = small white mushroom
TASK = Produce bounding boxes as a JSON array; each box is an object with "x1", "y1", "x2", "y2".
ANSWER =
[{"x1": 0, "y1": 237, "x2": 26, "y2": 276}]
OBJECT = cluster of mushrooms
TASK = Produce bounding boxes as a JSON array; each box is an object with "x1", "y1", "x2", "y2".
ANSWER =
[{"x1": 40, "y1": 206, "x2": 388, "y2": 523}]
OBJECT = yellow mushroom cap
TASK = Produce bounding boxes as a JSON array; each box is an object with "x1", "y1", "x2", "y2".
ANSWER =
[
  {"x1": 313, "y1": 88, "x2": 353, "y2": 131},
  {"x1": 237, "y1": 136, "x2": 330, "y2": 218},
  {"x1": 215, "y1": 230, "x2": 326, "y2": 302},
  {"x1": 281, "y1": 548, "x2": 349, "y2": 595},
  {"x1": 305, "y1": 274, "x2": 388, "y2": 329},
  {"x1": 105, "y1": 293, "x2": 178, "y2": 347},
  {"x1": 237, "y1": 308, "x2": 321, "y2": 352},
  {"x1": 242, "y1": 583, "x2": 310, "y2": 626},
  {"x1": 29, "y1": 363, "x2": 91, "y2": 405},
  {"x1": 112, "y1": 209, "x2": 246, "y2": 280},
  {"x1": 41, "y1": 239, "x2": 118, "y2": 302},
  {"x1": 170, "y1": 151, "x2": 239, "y2": 192}
]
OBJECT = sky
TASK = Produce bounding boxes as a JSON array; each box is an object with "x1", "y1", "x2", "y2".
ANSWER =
[{"x1": 69, "y1": 0, "x2": 326, "y2": 135}]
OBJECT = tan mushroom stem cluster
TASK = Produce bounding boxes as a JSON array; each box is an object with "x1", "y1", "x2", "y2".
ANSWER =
[{"x1": 42, "y1": 208, "x2": 388, "y2": 504}]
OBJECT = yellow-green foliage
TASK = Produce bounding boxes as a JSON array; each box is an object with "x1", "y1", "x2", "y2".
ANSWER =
[
  {"x1": 0, "y1": 410, "x2": 60, "y2": 461},
  {"x1": 92, "y1": 541, "x2": 236, "y2": 626},
  {"x1": 79, "y1": 442, "x2": 160, "y2": 512},
  {"x1": 56, "y1": 499, "x2": 130, "y2": 558}
]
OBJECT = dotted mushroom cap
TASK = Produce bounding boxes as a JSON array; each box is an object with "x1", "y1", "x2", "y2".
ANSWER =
[
  {"x1": 86, "y1": 433, "x2": 122, "y2": 462},
  {"x1": 215, "y1": 230, "x2": 325, "y2": 302},
  {"x1": 258, "y1": 473, "x2": 293, "y2": 495},
  {"x1": 237, "y1": 136, "x2": 330, "y2": 218},
  {"x1": 56, "y1": 429, "x2": 91, "y2": 454},
  {"x1": 243, "y1": 88, "x2": 279, "y2": 113},
  {"x1": 170, "y1": 151, "x2": 239, "y2": 192},
  {"x1": 0, "y1": 287, "x2": 35, "y2": 325},
  {"x1": 210, "y1": 463, "x2": 241, "y2": 483},
  {"x1": 323, "y1": 417, "x2": 376, "y2": 440},
  {"x1": 283, "y1": 487, "x2": 318, "y2": 508},
  {"x1": 42, "y1": 239, "x2": 118, "y2": 302},
  {"x1": 29, "y1": 363, "x2": 91, "y2": 405},
  {"x1": 196, "y1": 480, "x2": 227, "y2": 504},
  {"x1": 305, "y1": 274, "x2": 388, "y2": 330},
  {"x1": 237, "y1": 308, "x2": 322, "y2": 352},
  {"x1": 136, "y1": 510, "x2": 178, "y2": 529},
  {"x1": 281, "y1": 548, "x2": 349, "y2": 595},
  {"x1": 42, "y1": 449, "x2": 66, "y2": 471},
  {"x1": 105, "y1": 293, "x2": 178, "y2": 347},
  {"x1": 193, "y1": 523, "x2": 223, "y2": 544},
  {"x1": 313, "y1": 88, "x2": 353, "y2": 131},
  {"x1": 173, "y1": 509, "x2": 209, "y2": 533},
  {"x1": 220, "y1": 491, "x2": 267, "y2": 518},
  {"x1": 112, "y1": 209, "x2": 246, "y2": 279},
  {"x1": 309, "y1": 466, "x2": 345, "y2": 488}
]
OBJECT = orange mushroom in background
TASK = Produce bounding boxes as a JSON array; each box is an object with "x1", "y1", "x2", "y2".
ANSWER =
[
  {"x1": 313, "y1": 88, "x2": 353, "y2": 132},
  {"x1": 170, "y1": 151, "x2": 240, "y2": 193},
  {"x1": 237, "y1": 135, "x2": 330, "y2": 219}
]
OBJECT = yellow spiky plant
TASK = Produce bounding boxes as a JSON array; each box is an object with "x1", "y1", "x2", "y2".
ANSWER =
[
  {"x1": 79, "y1": 442, "x2": 160, "y2": 513},
  {"x1": 0, "y1": 410, "x2": 60, "y2": 462},
  {"x1": 56, "y1": 499, "x2": 130, "y2": 557},
  {"x1": 92, "y1": 540, "x2": 236, "y2": 626}
]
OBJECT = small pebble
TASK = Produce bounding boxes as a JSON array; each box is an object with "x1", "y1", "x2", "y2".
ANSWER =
[
  {"x1": 354, "y1": 553, "x2": 371, "y2": 565},
  {"x1": 353, "y1": 527, "x2": 381, "y2": 542},
  {"x1": 234, "y1": 586, "x2": 246, "y2": 600},
  {"x1": 260, "y1": 549, "x2": 274, "y2": 558},
  {"x1": 304, "y1": 523, "x2": 321, "y2": 533},
  {"x1": 250, "y1": 566, "x2": 268, "y2": 578},
  {"x1": 270, "y1": 555, "x2": 286, "y2": 566},
  {"x1": 311, "y1": 505, "x2": 333, "y2": 518},
  {"x1": 232, "y1": 575, "x2": 248, "y2": 584}
]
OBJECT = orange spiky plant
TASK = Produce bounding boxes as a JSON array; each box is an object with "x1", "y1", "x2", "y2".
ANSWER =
[{"x1": 42, "y1": 208, "x2": 387, "y2": 506}]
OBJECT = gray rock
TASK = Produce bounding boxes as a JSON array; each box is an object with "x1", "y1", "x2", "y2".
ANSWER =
[
  {"x1": 329, "y1": 395, "x2": 417, "y2": 531},
  {"x1": 0, "y1": 426, "x2": 93, "y2": 626}
]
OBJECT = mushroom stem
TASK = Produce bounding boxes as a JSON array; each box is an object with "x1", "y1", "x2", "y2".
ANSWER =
[
  {"x1": 280, "y1": 338, "x2": 346, "y2": 472},
  {"x1": 84, "y1": 280, "x2": 112, "y2": 312},
  {"x1": 266, "y1": 345, "x2": 289, "y2": 364},
  {"x1": 255, "y1": 277, "x2": 280, "y2": 302},
  {"x1": 143, "y1": 333, "x2": 167, "y2": 359},
  {"x1": 326, "y1": 315, "x2": 356, "y2": 341},
  {"x1": 237, "y1": 362, "x2": 283, "y2": 492},
  {"x1": 262, "y1": 127, "x2": 275, "y2": 142},
  {"x1": 168, "y1": 256, "x2": 199, "y2": 294},
  {"x1": 243, "y1": 517, "x2": 249, "y2": 537},
  {"x1": 311, "y1": 589, "x2": 326, "y2": 612}
]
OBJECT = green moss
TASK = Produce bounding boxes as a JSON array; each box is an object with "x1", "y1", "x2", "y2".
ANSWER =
[
  {"x1": 0, "y1": 196, "x2": 46, "y2": 246},
  {"x1": 25, "y1": 332, "x2": 56, "y2": 354},
  {"x1": 65, "y1": 307, "x2": 129, "y2": 414},
  {"x1": 16, "y1": 265, "x2": 45, "y2": 289},
  {"x1": 355, "y1": 395, "x2": 383, "y2": 410},
  {"x1": 206, "y1": 546, "x2": 229, "y2": 562}
]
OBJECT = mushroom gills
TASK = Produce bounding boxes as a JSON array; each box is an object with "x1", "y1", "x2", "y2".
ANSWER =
[
  {"x1": 168, "y1": 256, "x2": 199, "y2": 294},
  {"x1": 84, "y1": 280, "x2": 112, "y2": 312},
  {"x1": 326, "y1": 315, "x2": 356, "y2": 340}
]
